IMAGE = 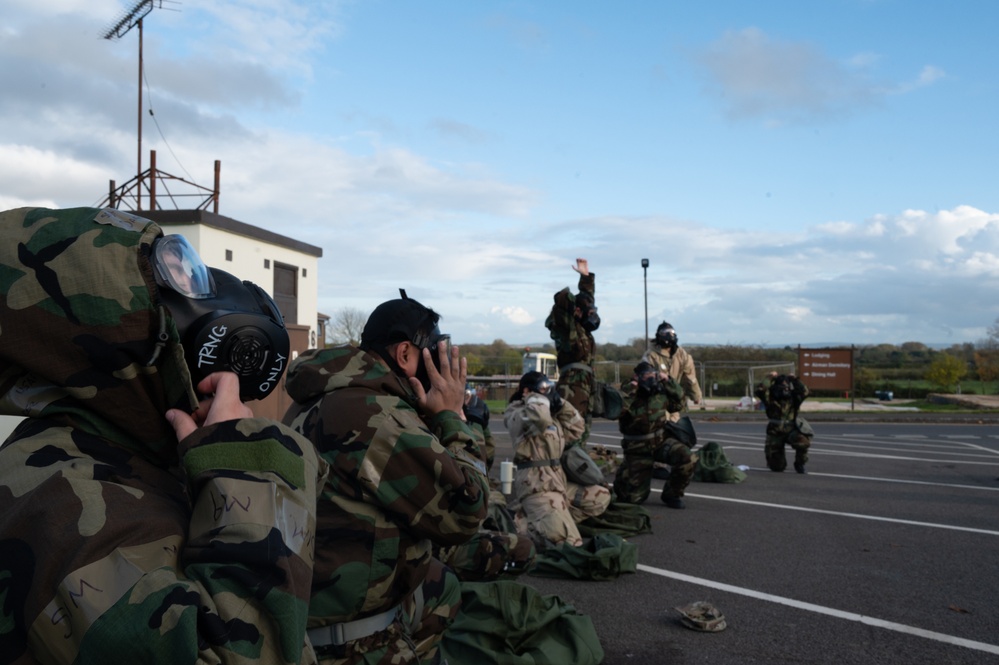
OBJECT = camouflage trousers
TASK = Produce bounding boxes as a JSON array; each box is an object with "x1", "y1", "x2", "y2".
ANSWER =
[
  {"x1": 613, "y1": 437, "x2": 696, "y2": 504},
  {"x1": 566, "y1": 480, "x2": 612, "y2": 524},
  {"x1": 557, "y1": 366, "x2": 596, "y2": 445},
  {"x1": 764, "y1": 425, "x2": 811, "y2": 472},
  {"x1": 315, "y1": 558, "x2": 459, "y2": 665},
  {"x1": 516, "y1": 489, "x2": 581, "y2": 548},
  {"x1": 435, "y1": 530, "x2": 537, "y2": 581}
]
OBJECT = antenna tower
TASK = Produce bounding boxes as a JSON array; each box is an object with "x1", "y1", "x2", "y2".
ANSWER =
[{"x1": 102, "y1": 0, "x2": 171, "y2": 210}]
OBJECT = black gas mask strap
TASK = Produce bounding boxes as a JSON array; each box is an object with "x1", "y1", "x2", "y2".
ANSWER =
[{"x1": 145, "y1": 305, "x2": 171, "y2": 367}]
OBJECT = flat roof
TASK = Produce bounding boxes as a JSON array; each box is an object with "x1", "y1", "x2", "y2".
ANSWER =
[{"x1": 141, "y1": 209, "x2": 323, "y2": 257}]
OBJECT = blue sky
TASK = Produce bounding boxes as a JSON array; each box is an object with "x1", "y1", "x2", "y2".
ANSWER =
[{"x1": 2, "y1": 0, "x2": 998, "y2": 348}]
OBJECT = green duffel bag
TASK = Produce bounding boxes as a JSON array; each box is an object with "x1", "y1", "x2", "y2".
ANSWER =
[
  {"x1": 694, "y1": 441, "x2": 747, "y2": 483},
  {"x1": 577, "y1": 500, "x2": 653, "y2": 538},
  {"x1": 530, "y1": 532, "x2": 638, "y2": 581},
  {"x1": 441, "y1": 580, "x2": 604, "y2": 665}
]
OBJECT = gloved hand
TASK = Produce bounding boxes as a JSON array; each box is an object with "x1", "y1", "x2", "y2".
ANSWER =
[
  {"x1": 463, "y1": 401, "x2": 489, "y2": 427},
  {"x1": 548, "y1": 388, "x2": 564, "y2": 414}
]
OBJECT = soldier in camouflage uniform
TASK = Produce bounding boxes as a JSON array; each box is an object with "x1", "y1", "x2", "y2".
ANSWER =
[
  {"x1": 615, "y1": 362, "x2": 698, "y2": 509},
  {"x1": 435, "y1": 390, "x2": 536, "y2": 582},
  {"x1": 642, "y1": 322, "x2": 702, "y2": 422},
  {"x1": 754, "y1": 372, "x2": 812, "y2": 474},
  {"x1": 0, "y1": 207, "x2": 326, "y2": 664},
  {"x1": 504, "y1": 371, "x2": 611, "y2": 549},
  {"x1": 463, "y1": 386, "x2": 494, "y2": 472},
  {"x1": 546, "y1": 258, "x2": 600, "y2": 446},
  {"x1": 283, "y1": 294, "x2": 492, "y2": 664}
]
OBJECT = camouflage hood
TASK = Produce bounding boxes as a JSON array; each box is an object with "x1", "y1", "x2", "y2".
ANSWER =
[
  {"x1": 0, "y1": 207, "x2": 198, "y2": 462},
  {"x1": 285, "y1": 344, "x2": 416, "y2": 407}
]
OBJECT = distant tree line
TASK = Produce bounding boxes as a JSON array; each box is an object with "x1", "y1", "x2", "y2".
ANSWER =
[{"x1": 323, "y1": 308, "x2": 999, "y2": 398}]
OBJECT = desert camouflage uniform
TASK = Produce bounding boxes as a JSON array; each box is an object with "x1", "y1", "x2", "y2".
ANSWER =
[
  {"x1": 548, "y1": 273, "x2": 597, "y2": 445},
  {"x1": 614, "y1": 380, "x2": 696, "y2": 504},
  {"x1": 754, "y1": 376, "x2": 812, "y2": 471},
  {"x1": 283, "y1": 346, "x2": 490, "y2": 664},
  {"x1": 642, "y1": 345, "x2": 702, "y2": 423},
  {"x1": 503, "y1": 394, "x2": 611, "y2": 549},
  {"x1": 0, "y1": 207, "x2": 326, "y2": 665}
]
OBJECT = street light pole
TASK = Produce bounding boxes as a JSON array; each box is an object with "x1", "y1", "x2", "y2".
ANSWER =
[{"x1": 641, "y1": 258, "x2": 649, "y2": 352}]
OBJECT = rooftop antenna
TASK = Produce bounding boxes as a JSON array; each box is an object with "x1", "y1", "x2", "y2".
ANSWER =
[{"x1": 102, "y1": 1, "x2": 172, "y2": 210}]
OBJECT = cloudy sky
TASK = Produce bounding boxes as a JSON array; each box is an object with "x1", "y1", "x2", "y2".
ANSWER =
[{"x1": 3, "y1": 0, "x2": 998, "y2": 348}]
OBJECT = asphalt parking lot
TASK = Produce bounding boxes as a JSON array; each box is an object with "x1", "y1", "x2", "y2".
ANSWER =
[{"x1": 489, "y1": 415, "x2": 999, "y2": 665}]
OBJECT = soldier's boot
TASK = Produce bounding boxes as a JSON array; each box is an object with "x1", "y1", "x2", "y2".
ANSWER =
[
  {"x1": 794, "y1": 462, "x2": 807, "y2": 474},
  {"x1": 661, "y1": 492, "x2": 686, "y2": 509}
]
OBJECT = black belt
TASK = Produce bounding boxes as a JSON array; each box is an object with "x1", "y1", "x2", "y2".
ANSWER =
[{"x1": 516, "y1": 458, "x2": 561, "y2": 470}]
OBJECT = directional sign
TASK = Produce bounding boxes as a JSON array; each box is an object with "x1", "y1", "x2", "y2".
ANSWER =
[{"x1": 798, "y1": 347, "x2": 853, "y2": 391}]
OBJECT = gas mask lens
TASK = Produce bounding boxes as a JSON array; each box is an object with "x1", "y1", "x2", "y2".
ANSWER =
[{"x1": 152, "y1": 235, "x2": 214, "y2": 299}]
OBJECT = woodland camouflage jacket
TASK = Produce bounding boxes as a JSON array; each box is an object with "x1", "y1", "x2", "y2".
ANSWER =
[
  {"x1": 282, "y1": 346, "x2": 489, "y2": 627},
  {"x1": 617, "y1": 380, "x2": 686, "y2": 440},
  {"x1": 755, "y1": 376, "x2": 810, "y2": 434},
  {"x1": 0, "y1": 207, "x2": 326, "y2": 665},
  {"x1": 548, "y1": 273, "x2": 596, "y2": 368}
]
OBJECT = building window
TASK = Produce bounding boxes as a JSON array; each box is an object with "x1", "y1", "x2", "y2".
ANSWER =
[
  {"x1": 225, "y1": 249, "x2": 233, "y2": 261},
  {"x1": 303, "y1": 268, "x2": 307, "y2": 277},
  {"x1": 264, "y1": 259, "x2": 271, "y2": 269}
]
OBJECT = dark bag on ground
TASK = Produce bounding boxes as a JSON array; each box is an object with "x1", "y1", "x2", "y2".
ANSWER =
[
  {"x1": 591, "y1": 380, "x2": 624, "y2": 420},
  {"x1": 577, "y1": 501, "x2": 652, "y2": 538},
  {"x1": 694, "y1": 441, "x2": 747, "y2": 483},
  {"x1": 561, "y1": 445, "x2": 604, "y2": 485},
  {"x1": 530, "y1": 532, "x2": 638, "y2": 580},
  {"x1": 440, "y1": 580, "x2": 604, "y2": 665},
  {"x1": 662, "y1": 415, "x2": 697, "y2": 448}
]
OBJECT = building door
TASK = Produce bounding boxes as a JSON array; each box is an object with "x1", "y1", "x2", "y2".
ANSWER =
[{"x1": 273, "y1": 262, "x2": 298, "y2": 325}]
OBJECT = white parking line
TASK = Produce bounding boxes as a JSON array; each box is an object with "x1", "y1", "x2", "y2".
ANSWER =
[
  {"x1": 717, "y1": 445, "x2": 999, "y2": 467},
  {"x1": 670, "y1": 492, "x2": 999, "y2": 536},
  {"x1": 637, "y1": 563, "x2": 999, "y2": 657},
  {"x1": 732, "y1": 469, "x2": 999, "y2": 492}
]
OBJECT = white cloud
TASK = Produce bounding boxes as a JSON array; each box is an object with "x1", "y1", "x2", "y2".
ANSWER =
[
  {"x1": 693, "y1": 27, "x2": 942, "y2": 125},
  {"x1": 491, "y1": 306, "x2": 535, "y2": 326}
]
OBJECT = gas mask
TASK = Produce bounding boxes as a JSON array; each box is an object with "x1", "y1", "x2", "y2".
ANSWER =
[
  {"x1": 521, "y1": 372, "x2": 562, "y2": 412},
  {"x1": 413, "y1": 328, "x2": 451, "y2": 393},
  {"x1": 770, "y1": 377, "x2": 792, "y2": 402},
  {"x1": 576, "y1": 296, "x2": 601, "y2": 332},
  {"x1": 655, "y1": 322, "x2": 678, "y2": 352},
  {"x1": 637, "y1": 371, "x2": 660, "y2": 396},
  {"x1": 151, "y1": 235, "x2": 290, "y2": 401}
]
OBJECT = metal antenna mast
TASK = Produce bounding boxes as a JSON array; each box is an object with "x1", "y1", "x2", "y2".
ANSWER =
[{"x1": 102, "y1": 0, "x2": 163, "y2": 210}]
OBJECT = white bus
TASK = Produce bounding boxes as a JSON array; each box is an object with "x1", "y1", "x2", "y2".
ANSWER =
[{"x1": 522, "y1": 352, "x2": 559, "y2": 381}]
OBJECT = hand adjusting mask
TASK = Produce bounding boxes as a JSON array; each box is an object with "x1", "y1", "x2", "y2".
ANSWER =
[{"x1": 151, "y1": 235, "x2": 290, "y2": 401}]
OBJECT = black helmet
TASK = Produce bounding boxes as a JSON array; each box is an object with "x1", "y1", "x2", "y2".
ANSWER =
[
  {"x1": 360, "y1": 289, "x2": 445, "y2": 351},
  {"x1": 634, "y1": 361, "x2": 656, "y2": 376},
  {"x1": 519, "y1": 370, "x2": 553, "y2": 395},
  {"x1": 359, "y1": 289, "x2": 450, "y2": 391}
]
